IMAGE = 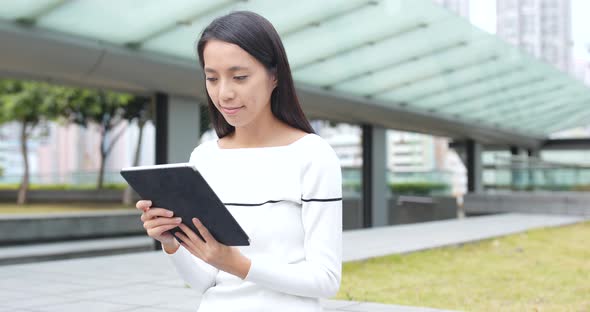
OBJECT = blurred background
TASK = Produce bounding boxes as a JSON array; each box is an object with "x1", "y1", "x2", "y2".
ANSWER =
[{"x1": 0, "y1": 1, "x2": 588, "y2": 311}]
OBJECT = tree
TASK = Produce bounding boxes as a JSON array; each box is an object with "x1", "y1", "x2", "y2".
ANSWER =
[
  {"x1": 122, "y1": 95, "x2": 153, "y2": 205},
  {"x1": 61, "y1": 89, "x2": 133, "y2": 189},
  {"x1": 0, "y1": 80, "x2": 62, "y2": 204}
]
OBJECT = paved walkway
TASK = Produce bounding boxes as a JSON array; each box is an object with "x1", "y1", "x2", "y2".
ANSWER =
[{"x1": 0, "y1": 213, "x2": 586, "y2": 312}]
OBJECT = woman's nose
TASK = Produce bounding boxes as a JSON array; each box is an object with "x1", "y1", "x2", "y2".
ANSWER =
[{"x1": 219, "y1": 81, "x2": 235, "y2": 101}]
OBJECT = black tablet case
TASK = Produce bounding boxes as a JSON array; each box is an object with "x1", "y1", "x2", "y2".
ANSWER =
[{"x1": 120, "y1": 164, "x2": 250, "y2": 246}]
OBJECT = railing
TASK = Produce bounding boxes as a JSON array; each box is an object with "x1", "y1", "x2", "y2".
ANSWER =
[
  {"x1": 342, "y1": 167, "x2": 453, "y2": 197},
  {"x1": 483, "y1": 155, "x2": 590, "y2": 192}
]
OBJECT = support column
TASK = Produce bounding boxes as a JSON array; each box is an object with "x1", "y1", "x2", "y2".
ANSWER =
[
  {"x1": 466, "y1": 139, "x2": 483, "y2": 193},
  {"x1": 153, "y1": 93, "x2": 201, "y2": 250},
  {"x1": 527, "y1": 149, "x2": 540, "y2": 190},
  {"x1": 167, "y1": 95, "x2": 201, "y2": 163},
  {"x1": 510, "y1": 146, "x2": 525, "y2": 190},
  {"x1": 361, "y1": 124, "x2": 388, "y2": 228},
  {"x1": 155, "y1": 93, "x2": 202, "y2": 164},
  {"x1": 155, "y1": 92, "x2": 168, "y2": 165}
]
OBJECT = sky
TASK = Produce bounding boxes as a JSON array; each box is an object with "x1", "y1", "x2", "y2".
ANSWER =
[{"x1": 469, "y1": 0, "x2": 590, "y2": 61}]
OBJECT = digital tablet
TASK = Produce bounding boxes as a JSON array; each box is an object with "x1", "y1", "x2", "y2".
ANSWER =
[{"x1": 120, "y1": 163, "x2": 250, "y2": 246}]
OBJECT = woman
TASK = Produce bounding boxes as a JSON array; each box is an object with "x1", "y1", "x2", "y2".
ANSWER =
[{"x1": 136, "y1": 11, "x2": 342, "y2": 312}]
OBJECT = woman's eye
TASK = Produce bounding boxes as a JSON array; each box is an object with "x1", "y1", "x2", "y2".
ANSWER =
[
  {"x1": 234, "y1": 75, "x2": 248, "y2": 81},
  {"x1": 206, "y1": 77, "x2": 218, "y2": 82}
]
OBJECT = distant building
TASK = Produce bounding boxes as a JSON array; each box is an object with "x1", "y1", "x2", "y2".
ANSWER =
[{"x1": 496, "y1": 0, "x2": 572, "y2": 72}]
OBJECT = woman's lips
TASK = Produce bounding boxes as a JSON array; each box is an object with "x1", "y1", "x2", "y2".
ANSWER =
[{"x1": 221, "y1": 106, "x2": 244, "y2": 115}]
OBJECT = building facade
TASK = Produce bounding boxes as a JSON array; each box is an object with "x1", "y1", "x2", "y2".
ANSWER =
[{"x1": 496, "y1": 0, "x2": 572, "y2": 72}]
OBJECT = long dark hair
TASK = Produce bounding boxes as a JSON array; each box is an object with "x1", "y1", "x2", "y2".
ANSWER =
[{"x1": 196, "y1": 11, "x2": 315, "y2": 138}]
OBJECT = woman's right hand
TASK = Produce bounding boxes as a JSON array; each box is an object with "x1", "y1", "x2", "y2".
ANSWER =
[{"x1": 136, "y1": 200, "x2": 182, "y2": 246}]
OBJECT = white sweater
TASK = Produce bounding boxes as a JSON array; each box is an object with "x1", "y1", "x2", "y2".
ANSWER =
[{"x1": 163, "y1": 133, "x2": 343, "y2": 312}]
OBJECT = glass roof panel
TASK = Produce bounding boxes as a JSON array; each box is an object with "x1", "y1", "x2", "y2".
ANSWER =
[
  {"x1": 444, "y1": 79, "x2": 566, "y2": 115},
  {"x1": 411, "y1": 69, "x2": 546, "y2": 109},
  {"x1": 519, "y1": 100, "x2": 590, "y2": 132},
  {"x1": 142, "y1": 0, "x2": 367, "y2": 60},
  {"x1": 282, "y1": 1, "x2": 450, "y2": 70},
  {"x1": 291, "y1": 17, "x2": 479, "y2": 86},
  {"x1": 467, "y1": 83, "x2": 577, "y2": 121},
  {"x1": 503, "y1": 97, "x2": 589, "y2": 128},
  {"x1": 1, "y1": 0, "x2": 588, "y2": 137},
  {"x1": 377, "y1": 48, "x2": 526, "y2": 104},
  {"x1": 0, "y1": 0, "x2": 61, "y2": 19},
  {"x1": 37, "y1": 0, "x2": 227, "y2": 44}
]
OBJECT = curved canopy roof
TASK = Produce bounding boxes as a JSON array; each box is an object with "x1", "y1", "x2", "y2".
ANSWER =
[{"x1": 1, "y1": 0, "x2": 589, "y2": 148}]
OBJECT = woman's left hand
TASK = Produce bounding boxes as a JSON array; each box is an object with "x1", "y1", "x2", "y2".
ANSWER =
[{"x1": 175, "y1": 218, "x2": 251, "y2": 279}]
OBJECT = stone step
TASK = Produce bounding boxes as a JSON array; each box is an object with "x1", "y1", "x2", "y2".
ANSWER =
[{"x1": 0, "y1": 235, "x2": 155, "y2": 266}]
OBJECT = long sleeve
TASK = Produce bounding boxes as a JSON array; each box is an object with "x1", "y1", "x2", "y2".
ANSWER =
[
  {"x1": 163, "y1": 244, "x2": 219, "y2": 294},
  {"x1": 244, "y1": 141, "x2": 343, "y2": 298}
]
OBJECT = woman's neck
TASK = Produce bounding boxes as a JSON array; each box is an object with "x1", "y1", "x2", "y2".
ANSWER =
[{"x1": 226, "y1": 116, "x2": 287, "y2": 148}]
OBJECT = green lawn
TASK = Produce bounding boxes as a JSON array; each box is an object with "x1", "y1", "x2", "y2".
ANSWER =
[
  {"x1": 336, "y1": 221, "x2": 590, "y2": 312},
  {"x1": 0, "y1": 202, "x2": 134, "y2": 214}
]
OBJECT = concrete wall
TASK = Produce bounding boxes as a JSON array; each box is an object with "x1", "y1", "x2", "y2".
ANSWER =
[
  {"x1": 0, "y1": 210, "x2": 144, "y2": 246},
  {"x1": 1, "y1": 194, "x2": 458, "y2": 245},
  {"x1": 343, "y1": 196, "x2": 458, "y2": 230},
  {"x1": 0, "y1": 190, "x2": 132, "y2": 203},
  {"x1": 464, "y1": 192, "x2": 590, "y2": 216}
]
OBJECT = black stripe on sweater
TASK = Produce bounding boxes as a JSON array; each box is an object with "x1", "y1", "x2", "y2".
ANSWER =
[
  {"x1": 224, "y1": 200, "x2": 283, "y2": 207},
  {"x1": 224, "y1": 197, "x2": 342, "y2": 207},
  {"x1": 301, "y1": 197, "x2": 342, "y2": 202}
]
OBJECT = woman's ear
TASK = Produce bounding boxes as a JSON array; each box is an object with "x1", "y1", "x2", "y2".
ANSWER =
[{"x1": 270, "y1": 66, "x2": 278, "y2": 89}]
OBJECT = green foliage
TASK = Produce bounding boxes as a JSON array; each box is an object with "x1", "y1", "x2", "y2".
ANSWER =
[
  {"x1": 58, "y1": 88, "x2": 133, "y2": 128},
  {"x1": 0, "y1": 80, "x2": 63, "y2": 125},
  {"x1": 343, "y1": 181, "x2": 450, "y2": 196},
  {"x1": 122, "y1": 96, "x2": 152, "y2": 124},
  {"x1": 390, "y1": 182, "x2": 449, "y2": 195},
  {"x1": 0, "y1": 79, "x2": 147, "y2": 191}
]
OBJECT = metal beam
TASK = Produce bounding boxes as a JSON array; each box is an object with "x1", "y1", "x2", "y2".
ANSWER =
[{"x1": 542, "y1": 138, "x2": 590, "y2": 150}]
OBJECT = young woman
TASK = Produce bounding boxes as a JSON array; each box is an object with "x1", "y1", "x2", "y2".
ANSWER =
[{"x1": 136, "y1": 11, "x2": 342, "y2": 312}]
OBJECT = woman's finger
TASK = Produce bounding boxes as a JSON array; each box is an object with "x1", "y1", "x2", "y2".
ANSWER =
[
  {"x1": 193, "y1": 218, "x2": 215, "y2": 243},
  {"x1": 174, "y1": 231, "x2": 201, "y2": 255},
  {"x1": 146, "y1": 208, "x2": 174, "y2": 219},
  {"x1": 135, "y1": 200, "x2": 152, "y2": 211},
  {"x1": 148, "y1": 223, "x2": 178, "y2": 237},
  {"x1": 144, "y1": 216, "x2": 181, "y2": 230},
  {"x1": 177, "y1": 223, "x2": 199, "y2": 242},
  {"x1": 174, "y1": 231, "x2": 190, "y2": 244}
]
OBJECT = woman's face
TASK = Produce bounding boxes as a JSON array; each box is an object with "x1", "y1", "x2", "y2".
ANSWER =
[{"x1": 203, "y1": 39, "x2": 277, "y2": 129}]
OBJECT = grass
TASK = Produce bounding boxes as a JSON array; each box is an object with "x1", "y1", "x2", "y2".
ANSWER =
[
  {"x1": 336, "y1": 221, "x2": 590, "y2": 312},
  {"x1": 0, "y1": 202, "x2": 135, "y2": 214}
]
